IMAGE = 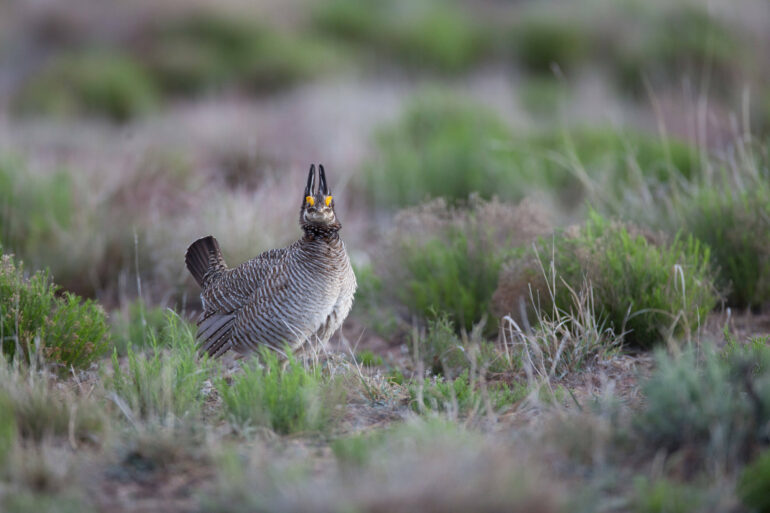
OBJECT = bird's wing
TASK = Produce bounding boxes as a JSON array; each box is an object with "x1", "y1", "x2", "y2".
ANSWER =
[{"x1": 197, "y1": 248, "x2": 289, "y2": 357}]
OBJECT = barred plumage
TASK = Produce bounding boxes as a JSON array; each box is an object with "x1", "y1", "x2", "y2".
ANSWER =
[{"x1": 185, "y1": 164, "x2": 356, "y2": 357}]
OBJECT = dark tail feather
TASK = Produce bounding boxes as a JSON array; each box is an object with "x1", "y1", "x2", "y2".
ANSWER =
[{"x1": 185, "y1": 236, "x2": 226, "y2": 287}]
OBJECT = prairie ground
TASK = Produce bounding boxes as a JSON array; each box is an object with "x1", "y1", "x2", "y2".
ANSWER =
[{"x1": 1, "y1": 0, "x2": 770, "y2": 511}]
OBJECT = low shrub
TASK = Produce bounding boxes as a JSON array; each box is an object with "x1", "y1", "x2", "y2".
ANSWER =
[
  {"x1": 738, "y1": 449, "x2": 770, "y2": 513},
  {"x1": 143, "y1": 14, "x2": 339, "y2": 95},
  {"x1": 632, "y1": 477, "x2": 704, "y2": 513},
  {"x1": 109, "y1": 313, "x2": 211, "y2": 425},
  {"x1": 14, "y1": 51, "x2": 159, "y2": 122},
  {"x1": 510, "y1": 16, "x2": 591, "y2": 75},
  {"x1": 610, "y1": 4, "x2": 746, "y2": 97},
  {"x1": 634, "y1": 341, "x2": 770, "y2": 473},
  {"x1": 0, "y1": 253, "x2": 109, "y2": 369},
  {"x1": 494, "y1": 212, "x2": 717, "y2": 348},
  {"x1": 370, "y1": 197, "x2": 550, "y2": 334},
  {"x1": 678, "y1": 184, "x2": 770, "y2": 309},
  {"x1": 312, "y1": 0, "x2": 487, "y2": 73},
  {"x1": 217, "y1": 348, "x2": 345, "y2": 435}
]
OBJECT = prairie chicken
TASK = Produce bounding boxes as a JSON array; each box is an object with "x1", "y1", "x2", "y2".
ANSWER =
[{"x1": 184, "y1": 164, "x2": 357, "y2": 357}]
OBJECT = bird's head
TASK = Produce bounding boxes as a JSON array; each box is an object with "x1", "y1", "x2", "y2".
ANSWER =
[{"x1": 300, "y1": 164, "x2": 340, "y2": 235}]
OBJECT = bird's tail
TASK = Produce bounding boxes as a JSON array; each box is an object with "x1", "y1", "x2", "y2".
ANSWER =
[{"x1": 185, "y1": 235, "x2": 227, "y2": 287}]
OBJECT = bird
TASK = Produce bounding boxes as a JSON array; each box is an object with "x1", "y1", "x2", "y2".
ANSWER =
[{"x1": 184, "y1": 164, "x2": 357, "y2": 358}]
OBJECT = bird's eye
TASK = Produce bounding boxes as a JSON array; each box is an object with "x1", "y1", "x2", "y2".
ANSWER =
[
  {"x1": 306, "y1": 196, "x2": 315, "y2": 206},
  {"x1": 325, "y1": 196, "x2": 333, "y2": 206}
]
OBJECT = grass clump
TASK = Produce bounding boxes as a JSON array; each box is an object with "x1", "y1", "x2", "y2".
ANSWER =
[
  {"x1": 356, "y1": 349, "x2": 383, "y2": 368},
  {"x1": 0, "y1": 356, "x2": 104, "y2": 443},
  {"x1": 217, "y1": 348, "x2": 345, "y2": 435},
  {"x1": 634, "y1": 341, "x2": 770, "y2": 473},
  {"x1": 371, "y1": 197, "x2": 550, "y2": 334},
  {"x1": 109, "y1": 313, "x2": 211, "y2": 426},
  {"x1": 678, "y1": 185, "x2": 770, "y2": 309},
  {"x1": 0, "y1": 253, "x2": 109, "y2": 369},
  {"x1": 411, "y1": 370, "x2": 527, "y2": 417},
  {"x1": 497, "y1": 269, "x2": 622, "y2": 380},
  {"x1": 14, "y1": 51, "x2": 159, "y2": 122},
  {"x1": 416, "y1": 315, "x2": 502, "y2": 377},
  {"x1": 496, "y1": 212, "x2": 717, "y2": 348}
]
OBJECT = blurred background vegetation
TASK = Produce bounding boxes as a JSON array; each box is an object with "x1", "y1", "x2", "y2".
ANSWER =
[
  {"x1": 1, "y1": 1, "x2": 770, "y2": 511},
  {"x1": 1, "y1": 0, "x2": 767, "y2": 337}
]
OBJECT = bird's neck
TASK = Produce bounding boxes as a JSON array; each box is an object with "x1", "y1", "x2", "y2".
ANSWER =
[{"x1": 301, "y1": 223, "x2": 341, "y2": 243}]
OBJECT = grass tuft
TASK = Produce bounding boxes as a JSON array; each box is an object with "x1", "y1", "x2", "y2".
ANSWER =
[
  {"x1": 108, "y1": 312, "x2": 211, "y2": 426},
  {"x1": 217, "y1": 348, "x2": 345, "y2": 435}
]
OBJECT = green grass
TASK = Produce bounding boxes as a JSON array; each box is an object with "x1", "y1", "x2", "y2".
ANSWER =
[
  {"x1": 0, "y1": 159, "x2": 73, "y2": 269},
  {"x1": 0, "y1": 252, "x2": 109, "y2": 369},
  {"x1": 365, "y1": 94, "x2": 697, "y2": 210},
  {"x1": 510, "y1": 16, "x2": 591, "y2": 75},
  {"x1": 0, "y1": 391, "x2": 17, "y2": 465},
  {"x1": 109, "y1": 313, "x2": 211, "y2": 425},
  {"x1": 497, "y1": 264, "x2": 622, "y2": 379},
  {"x1": 410, "y1": 370, "x2": 527, "y2": 416},
  {"x1": 611, "y1": 4, "x2": 746, "y2": 97},
  {"x1": 365, "y1": 93, "x2": 514, "y2": 207},
  {"x1": 217, "y1": 348, "x2": 345, "y2": 435},
  {"x1": 632, "y1": 477, "x2": 704, "y2": 513},
  {"x1": 14, "y1": 51, "x2": 159, "y2": 122},
  {"x1": 356, "y1": 349, "x2": 383, "y2": 368},
  {"x1": 416, "y1": 315, "x2": 502, "y2": 377},
  {"x1": 738, "y1": 450, "x2": 770, "y2": 513},
  {"x1": 312, "y1": 0, "x2": 487, "y2": 74},
  {"x1": 370, "y1": 197, "x2": 544, "y2": 335},
  {"x1": 111, "y1": 300, "x2": 174, "y2": 355},
  {"x1": 143, "y1": 14, "x2": 341, "y2": 96},
  {"x1": 678, "y1": 184, "x2": 770, "y2": 309},
  {"x1": 513, "y1": 212, "x2": 717, "y2": 348},
  {"x1": 0, "y1": 354, "x2": 104, "y2": 443}
]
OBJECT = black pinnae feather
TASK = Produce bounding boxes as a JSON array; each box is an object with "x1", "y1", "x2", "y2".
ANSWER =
[
  {"x1": 319, "y1": 164, "x2": 330, "y2": 195},
  {"x1": 305, "y1": 164, "x2": 316, "y2": 196}
]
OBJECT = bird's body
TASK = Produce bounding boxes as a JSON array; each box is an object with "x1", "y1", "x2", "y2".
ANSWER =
[{"x1": 185, "y1": 165, "x2": 356, "y2": 357}]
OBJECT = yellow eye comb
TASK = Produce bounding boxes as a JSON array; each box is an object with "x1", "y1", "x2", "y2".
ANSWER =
[
  {"x1": 306, "y1": 196, "x2": 315, "y2": 206},
  {"x1": 325, "y1": 196, "x2": 333, "y2": 206}
]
